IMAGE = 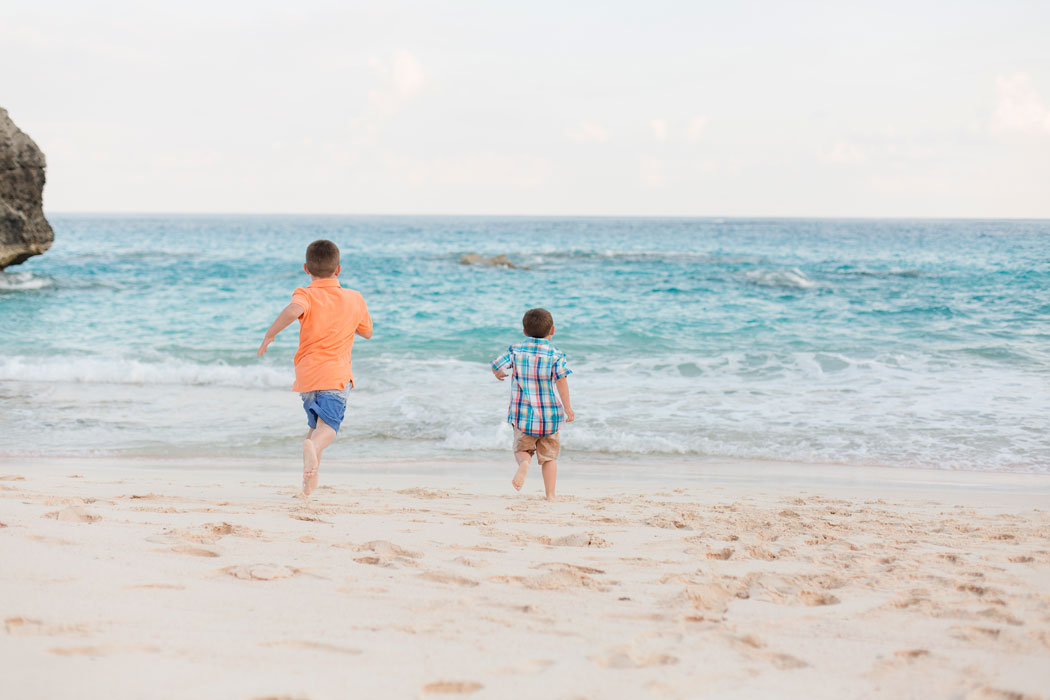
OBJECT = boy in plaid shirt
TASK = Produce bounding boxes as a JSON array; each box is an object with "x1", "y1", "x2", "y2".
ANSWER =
[{"x1": 491, "y1": 308, "x2": 574, "y2": 501}]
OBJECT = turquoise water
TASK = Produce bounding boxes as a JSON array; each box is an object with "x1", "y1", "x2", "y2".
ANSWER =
[{"x1": 1, "y1": 215, "x2": 1048, "y2": 471}]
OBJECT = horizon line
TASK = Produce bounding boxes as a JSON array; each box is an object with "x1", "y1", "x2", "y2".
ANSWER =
[{"x1": 42, "y1": 211, "x2": 1050, "y2": 222}]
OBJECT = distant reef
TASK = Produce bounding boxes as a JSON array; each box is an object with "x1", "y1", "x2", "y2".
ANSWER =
[
  {"x1": 459, "y1": 253, "x2": 520, "y2": 269},
  {"x1": 0, "y1": 107, "x2": 53, "y2": 270}
]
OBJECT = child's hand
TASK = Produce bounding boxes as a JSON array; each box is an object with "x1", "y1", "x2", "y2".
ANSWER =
[
  {"x1": 564, "y1": 407, "x2": 574, "y2": 422},
  {"x1": 493, "y1": 369, "x2": 508, "y2": 381},
  {"x1": 257, "y1": 336, "x2": 274, "y2": 356}
]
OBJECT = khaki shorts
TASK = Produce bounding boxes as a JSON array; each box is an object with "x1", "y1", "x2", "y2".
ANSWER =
[{"x1": 513, "y1": 428, "x2": 560, "y2": 465}]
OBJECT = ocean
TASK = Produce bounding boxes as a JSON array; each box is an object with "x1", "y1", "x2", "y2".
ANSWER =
[{"x1": 1, "y1": 215, "x2": 1047, "y2": 472}]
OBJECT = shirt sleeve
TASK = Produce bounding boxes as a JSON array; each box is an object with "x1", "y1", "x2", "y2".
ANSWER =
[
  {"x1": 553, "y1": 351, "x2": 572, "y2": 380},
  {"x1": 357, "y1": 295, "x2": 373, "y2": 335},
  {"x1": 491, "y1": 347, "x2": 514, "y2": 372},
  {"x1": 291, "y1": 287, "x2": 310, "y2": 315}
]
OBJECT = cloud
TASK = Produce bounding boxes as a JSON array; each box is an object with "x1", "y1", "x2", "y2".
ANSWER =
[
  {"x1": 687, "y1": 116, "x2": 708, "y2": 142},
  {"x1": 650, "y1": 119, "x2": 668, "y2": 142},
  {"x1": 821, "y1": 139, "x2": 867, "y2": 164},
  {"x1": 352, "y1": 50, "x2": 428, "y2": 142},
  {"x1": 567, "y1": 120, "x2": 611, "y2": 144},
  {"x1": 382, "y1": 152, "x2": 552, "y2": 189},
  {"x1": 367, "y1": 50, "x2": 426, "y2": 110},
  {"x1": 640, "y1": 156, "x2": 666, "y2": 187},
  {"x1": 989, "y1": 73, "x2": 1050, "y2": 135},
  {"x1": 391, "y1": 50, "x2": 425, "y2": 98}
]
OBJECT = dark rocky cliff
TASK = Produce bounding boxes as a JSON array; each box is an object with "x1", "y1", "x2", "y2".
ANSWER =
[{"x1": 0, "y1": 108, "x2": 53, "y2": 269}]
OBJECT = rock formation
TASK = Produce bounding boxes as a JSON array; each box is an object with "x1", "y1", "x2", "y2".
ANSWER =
[
  {"x1": 0, "y1": 108, "x2": 53, "y2": 270},
  {"x1": 460, "y1": 253, "x2": 518, "y2": 269}
]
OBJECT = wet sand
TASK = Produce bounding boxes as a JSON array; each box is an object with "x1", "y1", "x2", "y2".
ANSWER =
[{"x1": 1, "y1": 458, "x2": 1049, "y2": 699}]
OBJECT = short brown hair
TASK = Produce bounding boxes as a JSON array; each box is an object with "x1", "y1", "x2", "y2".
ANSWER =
[
  {"x1": 305, "y1": 239, "x2": 340, "y2": 277},
  {"x1": 522, "y1": 308, "x2": 554, "y2": 338}
]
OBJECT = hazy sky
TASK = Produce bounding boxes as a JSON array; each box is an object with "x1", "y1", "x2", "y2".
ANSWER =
[{"x1": 3, "y1": 1, "x2": 1049, "y2": 216}]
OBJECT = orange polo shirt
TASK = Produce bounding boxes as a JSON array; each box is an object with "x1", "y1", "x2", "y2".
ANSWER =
[{"x1": 290, "y1": 278, "x2": 372, "y2": 392}]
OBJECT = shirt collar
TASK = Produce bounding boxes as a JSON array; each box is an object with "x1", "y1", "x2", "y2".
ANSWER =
[
  {"x1": 527, "y1": 337, "x2": 550, "y2": 345},
  {"x1": 309, "y1": 278, "x2": 341, "y2": 288}
]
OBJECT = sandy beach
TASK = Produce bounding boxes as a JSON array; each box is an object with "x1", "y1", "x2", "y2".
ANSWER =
[{"x1": 1, "y1": 458, "x2": 1048, "y2": 699}]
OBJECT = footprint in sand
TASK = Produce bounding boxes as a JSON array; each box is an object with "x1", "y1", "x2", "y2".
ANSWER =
[
  {"x1": 5, "y1": 617, "x2": 90, "y2": 636},
  {"x1": 540, "y1": 533, "x2": 610, "y2": 547},
  {"x1": 451, "y1": 557, "x2": 491, "y2": 569},
  {"x1": 169, "y1": 545, "x2": 221, "y2": 558},
  {"x1": 0, "y1": 475, "x2": 25, "y2": 481},
  {"x1": 50, "y1": 644, "x2": 159, "y2": 656},
  {"x1": 260, "y1": 640, "x2": 361, "y2": 654},
  {"x1": 202, "y1": 521, "x2": 261, "y2": 538},
  {"x1": 590, "y1": 645, "x2": 678, "y2": 669},
  {"x1": 493, "y1": 659, "x2": 555, "y2": 675},
  {"x1": 746, "y1": 573, "x2": 841, "y2": 606},
  {"x1": 422, "y1": 681, "x2": 483, "y2": 695},
  {"x1": 677, "y1": 581, "x2": 745, "y2": 619},
  {"x1": 798, "y1": 590, "x2": 840, "y2": 606},
  {"x1": 646, "y1": 513, "x2": 694, "y2": 530},
  {"x1": 745, "y1": 545, "x2": 779, "y2": 560},
  {"x1": 152, "y1": 522, "x2": 264, "y2": 547},
  {"x1": 766, "y1": 652, "x2": 808, "y2": 669},
  {"x1": 43, "y1": 506, "x2": 100, "y2": 523},
  {"x1": 290, "y1": 512, "x2": 332, "y2": 523},
  {"x1": 397, "y1": 487, "x2": 452, "y2": 499},
  {"x1": 950, "y1": 625, "x2": 1002, "y2": 643},
  {"x1": 353, "y1": 540, "x2": 423, "y2": 568},
  {"x1": 969, "y1": 688, "x2": 1041, "y2": 700},
  {"x1": 419, "y1": 570, "x2": 479, "y2": 587},
  {"x1": 220, "y1": 564, "x2": 300, "y2": 581},
  {"x1": 504, "y1": 563, "x2": 606, "y2": 591},
  {"x1": 728, "y1": 634, "x2": 765, "y2": 650},
  {"x1": 27, "y1": 535, "x2": 75, "y2": 545}
]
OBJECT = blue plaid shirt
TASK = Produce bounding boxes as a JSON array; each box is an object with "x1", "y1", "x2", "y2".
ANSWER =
[{"x1": 492, "y1": 338, "x2": 572, "y2": 436}]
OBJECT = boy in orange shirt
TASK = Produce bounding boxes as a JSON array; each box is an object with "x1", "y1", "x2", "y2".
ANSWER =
[{"x1": 257, "y1": 240, "x2": 372, "y2": 496}]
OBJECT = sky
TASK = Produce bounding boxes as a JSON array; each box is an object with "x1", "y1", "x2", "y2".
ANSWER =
[{"x1": 2, "y1": 0, "x2": 1049, "y2": 217}]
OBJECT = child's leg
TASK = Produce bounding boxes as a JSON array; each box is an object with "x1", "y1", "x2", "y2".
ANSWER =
[
  {"x1": 301, "y1": 434, "x2": 318, "y2": 495},
  {"x1": 540, "y1": 459, "x2": 557, "y2": 501},
  {"x1": 309, "y1": 419, "x2": 337, "y2": 454},
  {"x1": 512, "y1": 451, "x2": 531, "y2": 491},
  {"x1": 536, "y1": 432, "x2": 560, "y2": 501},
  {"x1": 302, "y1": 419, "x2": 337, "y2": 495}
]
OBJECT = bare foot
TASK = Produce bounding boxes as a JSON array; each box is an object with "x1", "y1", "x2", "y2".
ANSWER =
[
  {"x1": 302, "y1": 439, "x2": 319, "y2": 496},
  {"x1": 545, "y1": 494, "x2": 557, "y2": 502},
  {"x1": 511, "y1": 465, "x2": 528, "y2": 491}
]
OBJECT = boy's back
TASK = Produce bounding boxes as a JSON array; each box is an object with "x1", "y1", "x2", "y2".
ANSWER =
[
  {"x1": 494, "y1": 337, "x2": 571, "y2": 437},
  {"x1": 292, "y1": 279, "x2": 371, "y2": 392},
  {"x1": 257, "y1": 238, "x2": 372, "y2": 497},
  {"x1": 491, "y1": 308, "x2": 573, "y2": 501}
]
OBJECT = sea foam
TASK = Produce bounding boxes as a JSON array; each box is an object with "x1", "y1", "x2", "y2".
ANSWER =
[
  {"x1": 0, "y1": 270, "x2": 53, "y2": 292},
  {"x1": 744, "y1": 268, "x2": 817, "y2": 289}
]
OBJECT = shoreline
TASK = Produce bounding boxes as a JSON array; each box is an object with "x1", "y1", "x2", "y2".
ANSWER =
[
  {"x1": 6, "y1": 454, "x2": 1050, "y2": 495},
  {"x1": 2, "y1": 458, "x2": 1048, "y2": 698}
]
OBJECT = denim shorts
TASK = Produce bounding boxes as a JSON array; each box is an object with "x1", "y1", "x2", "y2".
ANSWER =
[{"x1": 300, "y1": 385, "x2": 351, "y2": 433}]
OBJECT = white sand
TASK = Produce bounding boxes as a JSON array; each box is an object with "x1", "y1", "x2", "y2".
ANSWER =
[{"x1": 1, "y1": 457, "x2": 1049, "y2": 699}]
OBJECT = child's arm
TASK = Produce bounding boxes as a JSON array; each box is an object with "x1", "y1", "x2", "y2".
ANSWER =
[
  {"x1": 257, "y1": 303, "x2": 305, "y2": 356},
  {"x1": 356, "y1": 299, "x2": 373, "y2": 339},
  {"x1": 491, "y1": 348, "x2": 513, "y2": 381},
  {"x1": 553, "y1": 351, "x2": 574, "y2": 421},
  {"x1": 556, "y1": 377, "x2": 574, "y2": 422}
]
